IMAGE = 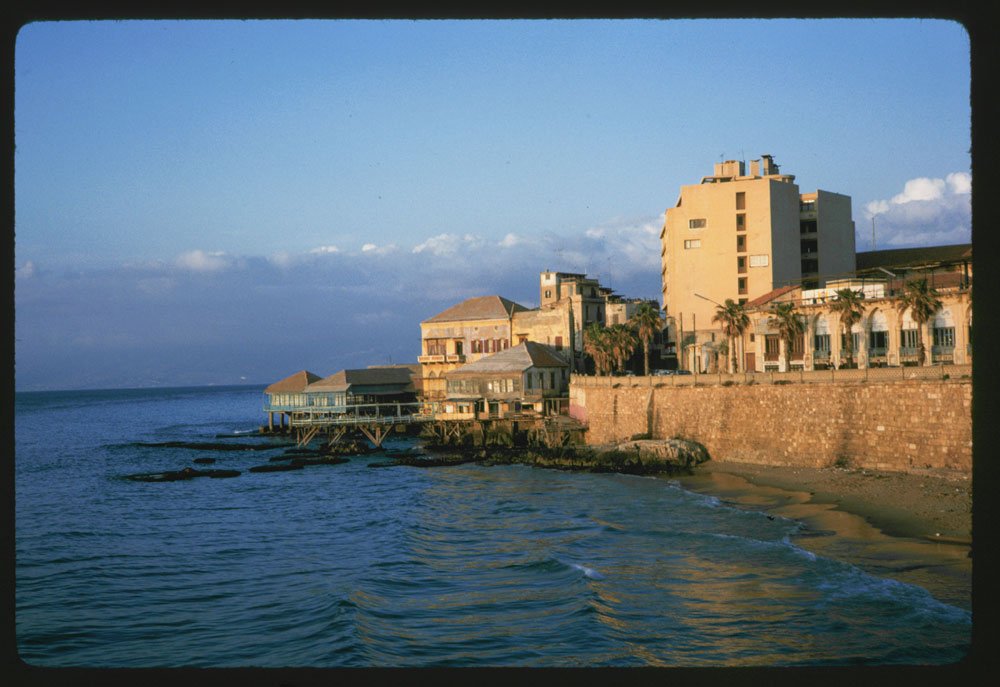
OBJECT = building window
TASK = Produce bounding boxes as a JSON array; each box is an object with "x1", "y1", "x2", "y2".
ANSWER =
[
  {"x1": 545, "y1": 289, "x2": 552, "y2": 298},
  {"x1": 455, "y1": 341, "x2": 464, "y2": 355},
  {"x1": 738, "y1": 277, "x2": 747, "y2": 294},
  {"x1": 801, "y1": 258, "x2": 818, "y2": 274},
  {"x1": 933, "y1": 327, "x2": 955, "y2": 347},
  {"x1": 749, "y1": 333, "x2": 755, "y2": 342},
  {"x1": 800, "y1": 200, "x2": 816, "y2": 213},
  {"x1": 427, "y1": 339, "x2": 446, "y2": 355},
  {"x1": 689, "y1": 218, "x2": 707, "y2": 229},
  {"x1": 737, "y1": 256, "x2": 747, "y2": 274},
  {"x1": 765, "y1": 334, "x2": 780, "y2": 361},
  {"x1": 736, "y1": 235, "x2": 746, "y2": 252},
  {"x1": 800, "y1": 219, "x2": 817, "y2": 234},
  {"x1": 869, "y1": 330, "x2": 888, "y2": 350},
  {"x1": 843, "y1": 332, "x2": 863, "y2": 352},
  {"x1": 736, "y1": 213, "x2": 746, "y2": 231},
  {"x1": 749, "y1": 254, "x2": 768, "y2": 267},
  {"x1": 554, "y1": 336, "x2": 563, "y2": 351},
  {"x1": 736, "y1": 191, "x2": 746, "y2": 210},
  {"x1": 684, "y1": 239, "x2": 701, "y2": 249},
  {"x1": 518, "y1": 335, "x2": 528, "y2": 344},
  {"x1": 739, "y1": 298, "x2": 748, "y2": 306},
  {"x1": 800, "y1": 238, "x2": 818, "y2": 254},
  {"x1": 814, "y1": 334, "x2": 831, "y2": 352}
]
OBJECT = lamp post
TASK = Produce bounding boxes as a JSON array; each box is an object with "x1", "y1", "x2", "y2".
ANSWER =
[{"x1": 692, "y1": 293, "x2": 723, "y2": 374}]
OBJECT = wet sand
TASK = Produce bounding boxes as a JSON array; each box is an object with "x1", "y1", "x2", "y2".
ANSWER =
[{"x1": 673, "y1": 460, "x2": 972, "y2": 611}]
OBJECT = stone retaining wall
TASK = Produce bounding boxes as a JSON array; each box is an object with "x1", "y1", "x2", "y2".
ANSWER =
[{"x1": 569, "y1": 377, "x2": 972, "y2": 473}]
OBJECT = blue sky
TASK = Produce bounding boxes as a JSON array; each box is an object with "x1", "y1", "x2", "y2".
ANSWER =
[{"x1": 14, "y1": 19, "x2": 972, "y2": 390}]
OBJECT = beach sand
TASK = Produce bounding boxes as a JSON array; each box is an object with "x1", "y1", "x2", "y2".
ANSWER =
[{"x1": 673, "y1": 460, "x2": 972, "y2": 611}]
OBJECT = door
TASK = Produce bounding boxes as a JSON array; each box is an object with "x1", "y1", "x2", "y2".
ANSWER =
[{"x1": 744, "y1": 352, "x2": 756, "y2": 372}]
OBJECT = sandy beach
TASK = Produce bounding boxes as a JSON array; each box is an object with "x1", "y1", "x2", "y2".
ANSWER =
[{"x1": 673, "y1": 460, "x2": 972, "y2": 611}]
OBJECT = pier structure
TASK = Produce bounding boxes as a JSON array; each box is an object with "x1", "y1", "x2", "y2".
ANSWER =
[{"x1": 264, "y1": 400, "x2": 584, "y2": 450}]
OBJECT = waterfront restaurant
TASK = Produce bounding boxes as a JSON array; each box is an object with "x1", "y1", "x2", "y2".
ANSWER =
[
  {"x1": 441, "y1": 341, "x2": 570, "y2": 419},
  {"x1": 263, "y1": 370, "x2": 323, "y2": 431},
  {"x1": 304, "y1": 367, "x2": 418, "y2": 412}
]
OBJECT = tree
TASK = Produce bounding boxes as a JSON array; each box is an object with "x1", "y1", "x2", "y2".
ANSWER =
[
  {"x1": 896, "y1": 277, "x2": 943, "y2": 365},
  {"x1": 606, "y1": 324, "x2": 639, "y2": 374},
  {"x1": 629, "y1": 302, "x2": 663, "y2": 376},
  {"x1": 711, "y1": 299, "x2": 750, "y2": 373},
  {"x1": 768, "y1": 301, "x2": 805, "y2": 372},
  {"x1": 583, "y1": 322, "x2": 611, "y2": 375},
  {"x1": 829, "y1": 288, "x2": 866, "y2": 368}
]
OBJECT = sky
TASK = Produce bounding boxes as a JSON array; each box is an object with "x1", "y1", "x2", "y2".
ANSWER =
[{"x1": 13, "y1": 18, "x2": 972, "y2": 391}]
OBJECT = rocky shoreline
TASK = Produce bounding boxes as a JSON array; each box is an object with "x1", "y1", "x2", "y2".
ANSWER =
[{"x1": 374, "y1": 437, "x2": 711, "y2": 475}]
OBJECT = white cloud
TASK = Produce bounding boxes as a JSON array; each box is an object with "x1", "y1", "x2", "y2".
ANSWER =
[
  {"x1": 947, "y1": 171, "x2": 971, "y2": 195},
  {"x1": 309, "y1": 245, "x2": 340, "y2": 254},
  {"x1": 361, "y1": 242, "x2": 397, "y2": 256},
  {"x1": 862, "y1": 172, "x2": 971, "y2": 249},
  {"x1": 891, "y1": 177, "x2": 946, "y2": 204},
  {"x1": 15, "y1": 260, "x2": 36, "y2": 280},
  {"x1": 498, "y1": 233, "x2": 523, "y2": 248},
  {"x1": 175, "y1": 249, "x2": 234, "y2": 272},
  {"x1": 413, "y1": 233, "x2": 461, "y2": 256}
]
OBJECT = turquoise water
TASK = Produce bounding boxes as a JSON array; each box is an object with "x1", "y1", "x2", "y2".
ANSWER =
[{"x1": 14, "y1": 386, "x2": 971, "y2": 667}]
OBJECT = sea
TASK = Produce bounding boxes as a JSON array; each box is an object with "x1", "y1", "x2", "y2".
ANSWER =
[{"x1": 14, "y1": 385, "x2": 971, "y2": 668}]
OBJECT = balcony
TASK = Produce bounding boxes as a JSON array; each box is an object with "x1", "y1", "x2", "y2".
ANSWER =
[
  {"x1": 445, "y1": 354, "x2": 466, "y2": 363},
  {"x1": 868, "y1": 346, "x2": 887, "y2": 357},
  {"x1": 418, "y1": 354, "x2": 446, "y2": 363}
]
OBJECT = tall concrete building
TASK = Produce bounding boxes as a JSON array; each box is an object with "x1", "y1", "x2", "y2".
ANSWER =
[{"x1": 660, "y1": 154, "x2": 855, "y2": 370}]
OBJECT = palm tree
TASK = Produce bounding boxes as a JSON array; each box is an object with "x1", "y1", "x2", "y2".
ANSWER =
[
  {"x1": 711, "y1": 299, "x2": 750, "y2": 373},
  {"x1": 629, "y1": 302, "x2": 663, "y2": 376},
  {"x1": 606, "y1": 324, "x2": 639, "y2": 374},
  {"x1": 768, "y1": 301, "x2": 805, "y2": 372},
  {"x1": 583, "y1": 322, "x2": 611, "y2": 375},
  {"x1": 896, "y1": 277, "x2": 943, "y2": 365},
  {"x1": 829, "y1": 288, "x2": 865, "y2": 368}
]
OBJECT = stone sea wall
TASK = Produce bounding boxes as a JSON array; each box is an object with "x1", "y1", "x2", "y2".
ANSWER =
[{"x1": 569, "y1": 376, "x2": 972, "y2": 473}]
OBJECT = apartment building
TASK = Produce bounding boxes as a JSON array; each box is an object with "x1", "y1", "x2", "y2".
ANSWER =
[{"x1": 660, "y1": 154, "x2": 855, "y2": 369}]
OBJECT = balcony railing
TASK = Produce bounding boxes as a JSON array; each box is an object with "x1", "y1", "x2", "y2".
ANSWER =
[
  {"x1": 418, "y1": 354, "x2": 446, "y2": 363},
  {"x1": 899, "y1": 346, "x2": 919, "y2": 358},
  {"x1": 813, "y1": 349, "x2": 831, "y2": 360},
  {"x1": 868, "y1": 347, "x2": 887, "y2": 357},
  {"x1": 445, "y1": 354, "x2": 466, "y2": 363}
]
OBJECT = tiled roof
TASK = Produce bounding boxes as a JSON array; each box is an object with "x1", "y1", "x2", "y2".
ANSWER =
[
  {"x1": 446, "y1": 342, "x2": 569, "y2": 377},
  {"x1": 423, "y1": 295, "x2": 528, "y2": 324},
  {"x1": 264, "y1": 370, "x2": 323, "y2": 394},
  {"x1": 744, "y1": 285, "x2": 800, "y2": 308},
  {"x1": 855, "y1": 244, "x2": 972, "y2": 271},
  {"x1": 307, "y1": 367, "x2": 414, "y2": 392}
]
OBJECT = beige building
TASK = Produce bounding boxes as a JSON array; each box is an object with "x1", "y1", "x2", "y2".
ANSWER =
[
  {"x1": 441, "y1": 341, "x2": 571, "y2": 418},
  {"x1": 660, "y1": 154, "x2": 855, "y2": 369},
  {"x1": 531, "y1": 271, "x2": 667, "y2": 371},
  {"x1": 418, "y1": 295, "x2": 529, "y2": 400},
  {"x1": 734, "y1": 245, "x2": 972, "y2": 372}
]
